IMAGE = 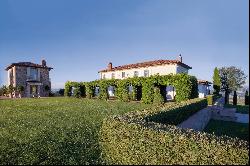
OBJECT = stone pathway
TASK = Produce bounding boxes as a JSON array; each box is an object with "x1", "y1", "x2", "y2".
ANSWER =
[
  {"x1": 177, "y1": 107, "x2": 212, "y2": 131},
  {"x1": 177, "y1": 97, "x2": 249, "y2": 131},
  {"x1": 235, "y1": 113, "x2": 249, "y2": 123}
]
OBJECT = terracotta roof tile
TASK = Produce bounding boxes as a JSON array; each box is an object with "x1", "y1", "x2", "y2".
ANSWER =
[
  {"x1": 5, "y1": 62, "x2": 53, "y2": 71},
  {"x1": 98, "y1": 59, "x2": 192, "y2": 73},
  {"x1": 198, "y1": 79, "x2": 212, "y2": 84}
]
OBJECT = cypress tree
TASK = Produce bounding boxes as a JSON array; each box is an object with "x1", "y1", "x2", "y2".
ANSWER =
[{"x1": 213, "y1": 67, "x2": 221, "y2": 95}]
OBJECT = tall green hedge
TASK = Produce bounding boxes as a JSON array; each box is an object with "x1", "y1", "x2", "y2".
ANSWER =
[
  {"x1": 100, "y1": 98, "x2": 249, "y2": 165},
  {"x1": 64, "y1": 73, "x2": 199, "y2": 104}
]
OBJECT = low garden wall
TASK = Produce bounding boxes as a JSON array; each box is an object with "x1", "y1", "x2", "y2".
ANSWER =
[{"x1": 100, "y1": 98, "x2": 249, "y2": 165}]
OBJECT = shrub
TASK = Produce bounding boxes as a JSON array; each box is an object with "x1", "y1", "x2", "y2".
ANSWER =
[
  {"x1": 49, "y1": 91, "x2": 54, "y2": 97},
  {"x1": 153, "y1": 87, "x2": 164, "y2": 105},
  {"x1": 64, "y1": 81, "x2": 72, "y2": 97},
  {"x1": 0, "y1": 85, "x2": 8, "y2": 96},
  {"x1": 17, "y1": 85, "x2": 24, "y2": 93},
  {"x1": 79, "y1": 86, "x2": 86, "y2": 97},
  {"x1": 142, "y1": 80, "x2": 154, "y2": 104},
  {"x1": 99, "y1": 85, "x2": 108, "y2": 100},
  {"x1": 233, "y1": 91, "x2": 237, "y2": 105},
  {"x1": 100, "y1": 98, "x2": 248, "y2": 165},
  {"x1": 58, "y1": 89, "x2": 65, "y2": 96},
  {"x1": 44, "y1": 85, "x2": 50, "y2": 91},
  {"x1": 207, "y1": 94, "x2": 221, "y2": 105},
  {"x1": 73, "y1": 86, "x2": 81, "y2": 98},
  {"x1": 206, "y1": 95, "x2": 213, "y2": 105}
]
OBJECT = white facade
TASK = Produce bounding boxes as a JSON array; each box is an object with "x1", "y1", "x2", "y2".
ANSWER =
[
  {"x1": 98, "y1": 59, "x2": 208, "y2": 100},
  {"x1": 100, "y1": 64, "x2": 188, "y2": 80},
  {"x1": 166, "y1": 85, "x2": 176, "y2": 100},
  {"x1": 198, "y1": 84, "x2": 210, "y2": 98}
]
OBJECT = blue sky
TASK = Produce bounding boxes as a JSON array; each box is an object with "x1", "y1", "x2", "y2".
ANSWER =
[{"x1": 0, "y1": 0, "x2": 249, "y2": 89}]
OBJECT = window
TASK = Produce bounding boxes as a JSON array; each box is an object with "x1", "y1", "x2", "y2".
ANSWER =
[
  {"x1": 111, "y1": 73, "x2": 115, "y2": 79},
  {"x1": 134, "y1": 71, "x2": 139, "y2": 77},
  {"x1": 29, "y1": 68, "x2": 38, "y2": 80},
  {"x1": 103, "y1": 74, "x2": 106, "y2": 79},
  {"x1": 144, "y1": 70, "x2": 149, "y2": 77},
  {"x1": 122, "y1": 72, "x2": 125, "y2": 78}
]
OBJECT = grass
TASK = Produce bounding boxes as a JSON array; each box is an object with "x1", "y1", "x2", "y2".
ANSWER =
[
  {"x1": 204, "y1": 120, "x2": 249, "y2": 141},
  {"x1": 225, "y1": 104, "x2": 249, "y2": 114},
  {"x1": 0, "y1": 97, "x2": 153, "y2": 165}
]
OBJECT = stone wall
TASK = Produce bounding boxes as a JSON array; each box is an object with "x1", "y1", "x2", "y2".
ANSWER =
[
  {"x1": 40, "y1": 68, "x2": 51, "y2": 97},
  {"x1": 15, "y1": 66, "x2": 28, "y2": 97},
  {"x1": 8, "y1": 66, "x2": 51, "y2": 97}
]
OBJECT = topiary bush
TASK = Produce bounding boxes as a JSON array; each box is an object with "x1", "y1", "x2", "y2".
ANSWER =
[
  {"x1": 98, "y1": 82, "x2": 108, "y2": 100},
  {"x1": 153, "y1": 87, "x2": 164, "y2": 105},
  {"x1": 64, "y1": 81, "x2": 72, "y2": 97},
  {"x1": 100, "y1": 98, "x2": 249, "y2": 165},
  {"x1": 73, "y1": 86, "x2": 81, "y2": 98}
]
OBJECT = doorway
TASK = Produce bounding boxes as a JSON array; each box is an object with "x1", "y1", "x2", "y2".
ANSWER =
[{"x1": 30, "y1": 85, "x2": 38, "y2": 97}]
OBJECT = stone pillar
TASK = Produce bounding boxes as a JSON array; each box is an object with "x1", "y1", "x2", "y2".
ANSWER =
[
  {"x1": 38, "y1": 85, "x2": 41, "y2": 97},
  {"x1": 13, "y1": 66, "x2": 16, "y2": 87},
  {"x1": 26, "y1": 84, "x2": 30, "y2": 98}
]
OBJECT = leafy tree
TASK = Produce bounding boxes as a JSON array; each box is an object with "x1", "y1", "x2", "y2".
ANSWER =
[
  {"x1": 219, "y1": 66, "x2": 247, "y2": 104},
  {"x1": 17, "y1": 85, "x2": 25, "y2": 98},
  {"x1": 219, "y1": 66, "x2": 247, "y2": 92},
  {"x1": 212, "y1": 67, "x2": 221, "y2": 95},
  {"x1": 2, "y1": 85, "x2": 8, "y2": 96}
]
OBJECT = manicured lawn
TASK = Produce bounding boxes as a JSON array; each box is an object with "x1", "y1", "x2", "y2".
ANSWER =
[
  {"x1": 204, "y1": 120, "x2": 249, "y2": 141},
  {"x1": 0, "y1": 97, "x2": 153, "y2": 165},
  {"x1": 225, "y1": 104, "x2": 249, "y2": 114}
]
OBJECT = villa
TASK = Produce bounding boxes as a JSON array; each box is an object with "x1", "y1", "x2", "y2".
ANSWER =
[
  {"x1": 5, "y1": 60, "x2": 53, "y2": 97},
  {"x1": 98, "y1": 55, "x2": 211, "y2": 99}
]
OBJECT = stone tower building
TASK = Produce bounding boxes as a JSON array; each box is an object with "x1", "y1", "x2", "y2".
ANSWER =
[{"x1": 5, "y1": 60, "x2": 53, "y2": 97}]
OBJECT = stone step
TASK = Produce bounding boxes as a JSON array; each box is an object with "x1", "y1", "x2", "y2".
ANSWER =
[{"x1": 212, "y1": 115, "x2": 237, "y2": 122}]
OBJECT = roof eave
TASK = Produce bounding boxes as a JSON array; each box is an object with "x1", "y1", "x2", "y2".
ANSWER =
[{"x1": 5, "y1": 65, "x2": 53, "y2": 71}]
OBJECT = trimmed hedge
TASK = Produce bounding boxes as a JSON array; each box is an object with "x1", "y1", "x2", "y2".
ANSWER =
[
  {"x1": 146, "y1": 98, "x2": 207, "y2": 125},
  {"x1": 206, "y1": 94, "x2": 222, "y2": 105},
  {"x1": 153, "y1": 87, "x2": 164, "y2": 105},
  {"x1": 73, "y1": 86, "x2": 81, "y2": 98},
  {"x1": 100, "y1": 98, "x2": 249, "y2": 165},
  {"x1": 64, "y1": 74, "x2": 199, "y2": 104},
  {"x1": 206, "y1": 95, "x2": 214, "y2": 105}
]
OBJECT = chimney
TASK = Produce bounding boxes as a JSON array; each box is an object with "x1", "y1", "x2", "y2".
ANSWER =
[
  {"x1": 108, "y1": 62, "x2": 112, "y2": 70},
  {"x1": 178, "y1": 54, "x2": 182, "y2": 63},
  {"x1": 42, "y1": 59, "x2": 47, "y2": 66}
]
